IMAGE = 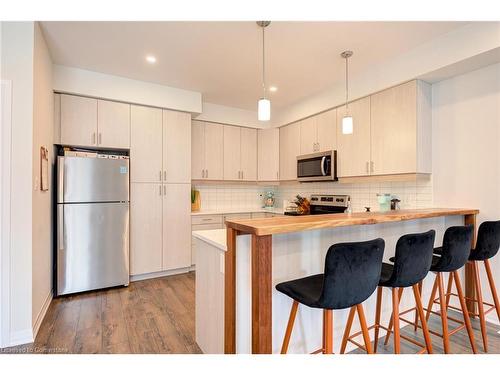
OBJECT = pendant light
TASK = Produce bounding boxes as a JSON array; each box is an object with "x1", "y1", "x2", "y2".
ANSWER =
[
  {"x1": 257, "y1": 21, "x2": 271, "y2": 121},
  {"x1": 341, "y1": 50, "x2": 354, "y2": 134}
]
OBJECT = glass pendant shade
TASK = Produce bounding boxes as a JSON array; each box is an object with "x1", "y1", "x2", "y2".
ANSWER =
[
  {"x1": 342, "y1": 115, "x2": 353, "y2": 134},
  {"x1": 258, "y1": 98, "x2": 271, "y2": 121}
]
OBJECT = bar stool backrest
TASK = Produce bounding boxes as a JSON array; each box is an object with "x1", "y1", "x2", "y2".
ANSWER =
[
  {"x1": 473, "y1": 220, "x2": 500, "y2": 261},
  {"x1": 434, "y1": 225, "x2": 473, "y2": 272},
  {"x1": 318, "y1": 238, "x2": 385, "y2": 310},
  {"x1": 388, "y1": 230, "x2": 436, "y2": 288}
]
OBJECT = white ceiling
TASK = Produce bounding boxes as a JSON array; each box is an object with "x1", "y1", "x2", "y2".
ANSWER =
[{"x1": 40, "y1": 21, "x2": 468, "y2": 111}]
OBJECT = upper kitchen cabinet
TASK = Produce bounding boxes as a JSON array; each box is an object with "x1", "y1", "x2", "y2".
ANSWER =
[
  {"x1": 279, "y1": 122, "x2": 301, "y2": 181},
  {"x1": 223, "y1": 125, "x2": 257, "y2": 181},
  {"x1": 60, "y1": 94, "x2": 98, "y2": 147},
  {"x1": 163, "y1": 109, "x2": 191, "y2": 183},
  {"x1": 191, "y1": 121, "x2": 224, "y2": 180},
  {"x1": 257, "y1": 128, "x2": 279, "y2": 181},
  {"x1": 130, "y1": 105, "x2": 163, "y2": 183},
  {"x1": 299, "y1": 117, "x2": 317, "y2": 155},
  {"x1": 315, "y1": 109, "x2": 337, "y2": 152},
  {"x1": 97, "y1": 100, "x2": 130, "y2": 149},
  {"x1": 336, "y1": 97, "x2": 371, "y2": 177},
  {"x1": 300, "y1": 109, "x2": 337, "y2": 154},
  {"x1": 59, "y1": 94, "x2": 130, "y2": 149},
  {"x1": 370, "y1": 80, "x2": 431, "y2": 175},
  {"x1": 239, "y1": 127, "x2": 257, "y2": 181}
]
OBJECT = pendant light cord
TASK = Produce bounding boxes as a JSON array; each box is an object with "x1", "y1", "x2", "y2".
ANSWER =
[
  {"x1": 345, "y1": 55, "x2": 349, "y2": 112},
  {"x1": 262, "y1": 25, "x2": 266, "y2": 99}
]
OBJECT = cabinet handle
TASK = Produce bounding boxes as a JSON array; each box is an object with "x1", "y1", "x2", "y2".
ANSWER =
[
  {"x1": 202, "y1": 169, "x2": 205, "y2": 178},
  {"x1": 159, "y1": 185, "x2": 162, "y2": 196},
  {"x1": 276, "y1": 171, "x2": 279, "y2": 180},
  {"x1": 92, "y1": 132, "x2": 96, "y2": 145},
  {"x1": 366, "y1": 162, "x2": 369, "y2": 174},
  {"x1": 164, "y1": 170, "x2": 167, "y2": 181},
  {"x1": 159, "y1": 170, "x2": 162, "y2": 181},
  {"x1": 163, "y1": 185, "x2": 166, "y2": 195},
  {"x1": 241, "y1": 171, "x2": 244, "y2": 179},
  {"x1": 206, "y1": 169, "x2": 208, "y2": 179},
  {"x1": 370, "y1": 161, "x2": 374, "y2": 173},
  {"x1": 98, "y1": 133, "x2": 102, "y2": 145}
]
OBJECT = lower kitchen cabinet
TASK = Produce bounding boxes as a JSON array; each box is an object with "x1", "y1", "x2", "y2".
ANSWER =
[
  {"x1": 163, "y1": 183, "x2": 192, "y2": 270},
  {"x1": 130, "y1": 183, "x2": 163, "y2": 275},
  {"x1": 130, "y1": 182, "x2": 192, "y2": 276}
]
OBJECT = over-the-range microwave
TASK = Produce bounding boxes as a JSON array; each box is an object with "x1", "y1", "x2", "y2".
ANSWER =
[{"x1": 297, "y1": 150, "x2": 338, "y2": 182}]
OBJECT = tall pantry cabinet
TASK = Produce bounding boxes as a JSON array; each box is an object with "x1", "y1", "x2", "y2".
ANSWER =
[{"x1": 130, "y1": 105, "x2": 192, "y2": 276}]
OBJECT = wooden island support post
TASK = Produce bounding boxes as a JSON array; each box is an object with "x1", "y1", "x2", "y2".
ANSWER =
[{"x1": 224, "y1": 208, "x2": 479, "y2": 354}]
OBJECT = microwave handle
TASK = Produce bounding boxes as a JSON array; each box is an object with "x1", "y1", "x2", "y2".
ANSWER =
[{"x1": 321, "y1": 156, "x2": 327, "y2": 176}]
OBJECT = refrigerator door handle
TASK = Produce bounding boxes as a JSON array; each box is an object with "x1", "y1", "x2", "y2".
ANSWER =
[{"x1": 57, "y1": 156, "x2": 65, "y2": 203}]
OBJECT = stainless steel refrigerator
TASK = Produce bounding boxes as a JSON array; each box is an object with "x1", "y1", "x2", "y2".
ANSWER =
[{"x1": 56, "y1": 154, "x2": 130, "y2": 296}]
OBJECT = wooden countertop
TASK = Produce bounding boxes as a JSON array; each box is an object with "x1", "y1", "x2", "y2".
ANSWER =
[{"x1": 225, "y1": 208, "x2": 479, "y2": 236}]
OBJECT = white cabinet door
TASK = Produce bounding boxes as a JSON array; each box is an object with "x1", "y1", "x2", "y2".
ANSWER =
[
  {"x1": 130, "y1": 105, "x2": 163, "y2": 183},
  {"x1": 163, "y1": 183, "x2": 192, "y2": 270},
  {"x1": 97, "y1": 100, "x2": 130, "y2": 149},
  {"x1": 336, "y1": 97, "x2": 371, "y2": 177},
  {"x1": 240, "y1": 127, "x2": 257, "y2": 181},
  {"x1": 164, "y1": 110, "x2": 191, "y2": 183},
  {"x1": 316, "y1": 109, "x2": 337, "y2": 152},
  {"x1": 257, "y1": 128, "x2": 279, "y2": 181},
  {"x1": 60, "y1": 94, "x2": 98, "y2": 147},
  {"x1": 371, "y1": 81, "x2": 417, "y2": 175},
  {"x1": 204, "y1": 123, "x2": 224, "y2": 180},
  {"x1": 192, "y1": 121, "x2": 205, "y2": 180},
  {"x1": 223, "y1": 125, "x2": 241, "y2": 180},
  {"x1": 279, "y1": 122, "x2": 301, "y2": 180},
  {"x1": 130, "y1": 183, "x2": 163, "y2": 275},
  {"x1": 299, "y1": 118, "x2": 317, "y2": 155}
]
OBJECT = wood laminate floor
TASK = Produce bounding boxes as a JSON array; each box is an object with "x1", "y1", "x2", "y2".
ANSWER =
[{"x1": 4, "y1": 272, "x2": 500, "y2": 354}]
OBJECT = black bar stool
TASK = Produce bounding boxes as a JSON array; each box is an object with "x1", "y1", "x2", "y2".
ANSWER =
[
  {"x1": 385, "y1": 226, "x2": 478, "y2": 354},
  {"x1": 463, "y1": 221, "x2": 500, "y2": 352},
  {"x1": 276, "y1": 238, "x2": 385, "y2": 354},
  {"x1": 352, "y1": 230, "x2": 436, "y2": 354}
]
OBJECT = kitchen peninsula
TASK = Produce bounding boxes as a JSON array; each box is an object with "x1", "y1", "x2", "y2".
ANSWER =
[{"x1": 194, "y1": 208, "x2": 478, "y2": 354}]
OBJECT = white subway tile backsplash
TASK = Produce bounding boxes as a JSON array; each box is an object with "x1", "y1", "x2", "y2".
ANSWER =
[{"x1": 192, "y1": 176, "x2": 433, "y2": 213}]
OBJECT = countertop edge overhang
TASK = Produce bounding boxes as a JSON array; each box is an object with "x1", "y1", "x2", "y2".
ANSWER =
[{"x1": 225, "y1": 208, "x2": 480, "y2": 236}]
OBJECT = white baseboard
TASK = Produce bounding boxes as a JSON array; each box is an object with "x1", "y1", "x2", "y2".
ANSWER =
[
  {"x1": 130, "y1": 266, "x2": 194, "y2": 282},
  {"x1": 8, "y1": 329, "x2": 33, "y2": 347},
  {"x1": 32, "y1": 291, "x2": 53, "y2": 340}
]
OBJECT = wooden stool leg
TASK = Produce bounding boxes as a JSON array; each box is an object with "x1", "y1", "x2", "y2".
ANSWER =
[
  {"x1": 425, "y1": 274, "x2": 439, "y2": 322},
  {"x1": 324, "y1": 309, "x2": 333, "y2": 354},
  {"x1": 437, "y1": 272, "x2": 451, "y2": 354},
  {"x1": 412, "y1": 284, "x2": 433, "y2": 354},
  {"x1": 445, "y1": 272, "x2": 454, "y2": 311},
  {"x1": 384, "y1": 287, "x2": 404, "y2": 345},
  {"x1": 473, "y1": 261, "x2": 488, "y2": 352},
  {"x1": 356, "y1": 304, "x2": 373, "y2": 354},
  {"x1": 392, "y1": 287, "x2": 401, "y2": 354},
  {"x1": 280, "y1": 300, "x2": 299, "y2": 354},
  {"x1": 484, "y1": 259, "x2": 500, "y2": 322},
  {"x1": 340, "y1": 306, "x2": 356, "y2": 354},
  {"x1": 374, "y1": 287, "x2": 382, "y2": 353},
  {"x1": 414, "y1": 281, "x2": 423, "y2": 331},
  {"x1": 453, "y1": 271, "x2": 478, "y2": 354}
]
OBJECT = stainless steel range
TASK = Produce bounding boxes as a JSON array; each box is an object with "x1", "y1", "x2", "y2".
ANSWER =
[{"x1": 309, "y1": 194, "x2": 351, "y2": 215}]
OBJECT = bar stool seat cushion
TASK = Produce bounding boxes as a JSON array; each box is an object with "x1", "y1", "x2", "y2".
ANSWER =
[
  {"x1": 276, "y1": 274, "x2": 324, "y2": 308},
  {"x1": 468, "y1": 221, "x2": 500, "y2": 261}
]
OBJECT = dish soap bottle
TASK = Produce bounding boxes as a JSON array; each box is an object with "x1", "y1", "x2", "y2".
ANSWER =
[{"x1": 346, "y1": 199, "x2": 352, "y2": 214}]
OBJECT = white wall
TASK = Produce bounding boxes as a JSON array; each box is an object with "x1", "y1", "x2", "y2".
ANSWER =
[
  {"x1": 0, "y1": 21, "x2": 34, "y2": 346},
  {"x1": 53, "y1": 64, "x2": 202, "y2": 114},
  {"x1": 432, "y1": 62, "x2": 500, "y2": 324},
  {"x1": 32, "y1": 23, "x2": 54, "y2": 337}
]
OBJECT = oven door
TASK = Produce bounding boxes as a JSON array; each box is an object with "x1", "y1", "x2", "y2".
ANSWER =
[{"x1": 297, "y1": 151, "x2": 337, "y2": 182}]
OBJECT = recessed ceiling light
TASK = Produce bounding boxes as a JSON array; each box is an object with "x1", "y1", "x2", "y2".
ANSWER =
[
  {"x1": 269, "y1": 86, "x2": 278, "y2": 92},
  {"x1": 146, "y1": 55, "x2": 157, "y2": 64}
]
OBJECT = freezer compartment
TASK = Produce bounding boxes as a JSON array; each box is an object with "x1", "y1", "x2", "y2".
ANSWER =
[
  {"x1": 58, "y1": 156, "x2": 129, "y2": 203},
  {"x1": 57, "y1": 202, "x2": 129, "y2": 296}
]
